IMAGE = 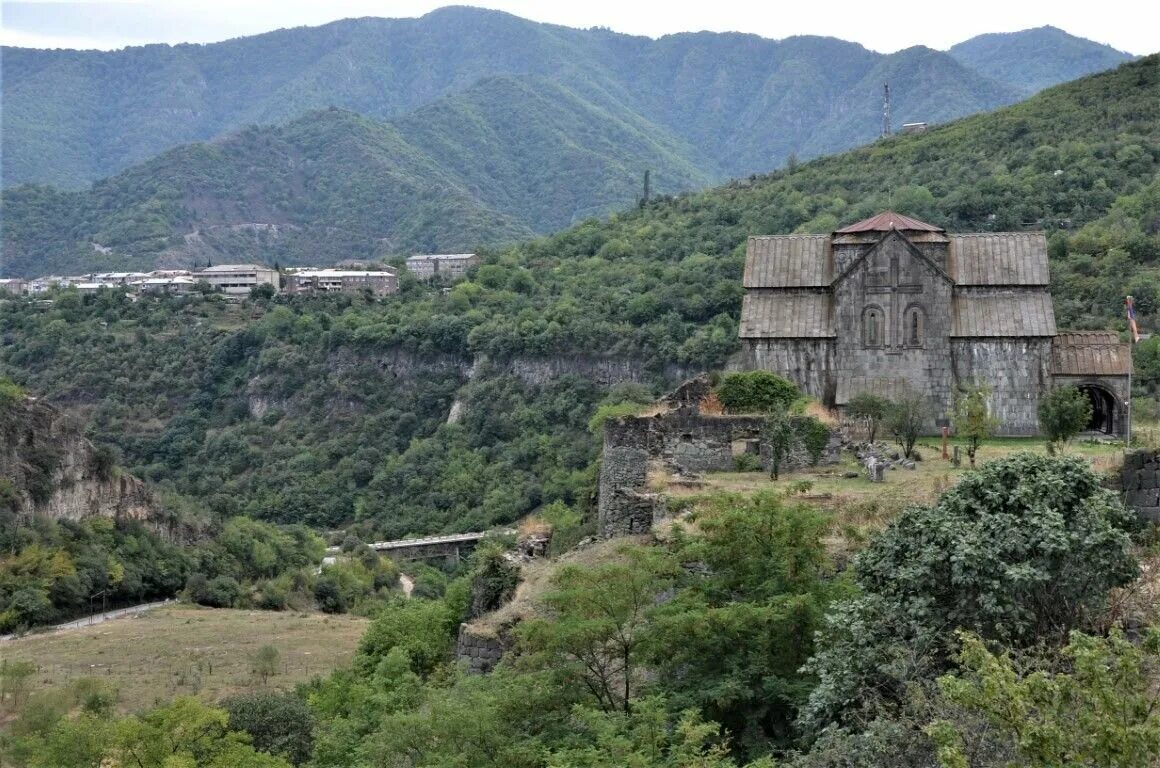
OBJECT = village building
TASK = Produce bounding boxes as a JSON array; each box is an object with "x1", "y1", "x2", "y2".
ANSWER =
[
  {"x1": 736, "y1": 211, "x2": 1131, "y2": 436},
  {"x1": 285, "y1": 268, "x2": 399, "y2": 296},
  {"x1": 405, "y1": 253, "x2": 480, "y2": 281},
  {"x1": 192, "y1": 264, "x2": 279, "y2": 295},
  {"x1": 0, "y1": 279, "x2": 25, "y2": 295},
  {"x1": 138, "y1": 276, "x2": 195, "y2": 295}
]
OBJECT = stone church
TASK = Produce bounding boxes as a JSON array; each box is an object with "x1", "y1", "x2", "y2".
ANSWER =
[{"x1": 736, "y1": 211, "x2": 1130, "y2": 435}]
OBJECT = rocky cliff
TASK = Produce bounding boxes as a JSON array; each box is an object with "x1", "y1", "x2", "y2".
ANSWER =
[{"x1": 0, "y1": 395, "x2": 158, "y2": 523}]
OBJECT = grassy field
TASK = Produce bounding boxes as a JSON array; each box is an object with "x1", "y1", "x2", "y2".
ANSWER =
[
  {"x1": 0, "y1": 605, "x2": 368, "y2": 715},
  {"x1": 656, "y1": 435, "x2": 1131, "y2": 562}
]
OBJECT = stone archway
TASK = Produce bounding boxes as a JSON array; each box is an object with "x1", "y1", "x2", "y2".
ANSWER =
[{"x1": 1078, "y1": 384, "x2": 1117, "y2": 435}]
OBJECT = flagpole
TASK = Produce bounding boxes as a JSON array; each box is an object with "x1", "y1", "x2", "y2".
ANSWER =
[{"x1": 1127, "y1": 338, "x2": 1132, "y2": 449}]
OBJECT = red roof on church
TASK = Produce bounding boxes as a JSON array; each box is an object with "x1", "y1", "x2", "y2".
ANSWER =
[{"x1": 834, "y1": 211, "x2": 944, "y2": 233}]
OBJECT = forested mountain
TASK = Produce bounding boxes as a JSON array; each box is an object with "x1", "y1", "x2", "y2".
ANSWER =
[
  {"x1": 1, "y1": 57, "x2": 1157, "y2": 543},
  {"x1": 949, "y1": 25, "x2": 1135, "y2": 94},
  {"x1": 0, "y1": 75, "x2": 716, "y2": 277},
  {"x1": 1, "y1": 6, "x2": 1132, "y2": 191}
]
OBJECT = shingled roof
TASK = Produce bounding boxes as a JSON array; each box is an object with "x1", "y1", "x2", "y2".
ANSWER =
[
  {"x1": 744, "y1": 235, "x2": 832, "y2": 288},
  {"x1": 834, "y1": 211, "x2": 944, "y2": 233},
  {"x1": 952, "y1": 292, "x2": 1057, "y2": 337},
  {"x1": 1053, "y1": 331, "x2": 1131, "y2": 376},
  {"x1": 949, "y1": 233, "x2": 1050, "y2": 286},
  {"x1": 739, "y1": 292, "x2": 834, "y2": 338}
]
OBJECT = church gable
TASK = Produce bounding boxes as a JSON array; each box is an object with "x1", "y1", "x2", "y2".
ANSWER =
[{"x1": 832, "y1": 229, "x2": 953, "y2": 291}]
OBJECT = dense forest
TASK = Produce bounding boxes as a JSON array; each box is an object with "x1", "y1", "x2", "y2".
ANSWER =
[
  {"x1": 3, "y1": 454, "x2": 1156, "y2": 766},
  {"x1": 1, "y1": 57, "x2": 1159, "y2": 547}
]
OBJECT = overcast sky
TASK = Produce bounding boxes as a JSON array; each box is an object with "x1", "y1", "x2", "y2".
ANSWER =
[{"x1": 0, "y1": 0, "x2": 1153, "y2": 54}]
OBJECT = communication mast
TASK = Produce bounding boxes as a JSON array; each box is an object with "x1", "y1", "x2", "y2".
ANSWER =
[{"x1": 882, "y1": 82, "x2": 892, "y2": 138}]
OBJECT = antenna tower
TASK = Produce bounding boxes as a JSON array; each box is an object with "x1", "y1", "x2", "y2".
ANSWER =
[{"x1": 882, "y1": 82, "x2": 892, "y2": 138}]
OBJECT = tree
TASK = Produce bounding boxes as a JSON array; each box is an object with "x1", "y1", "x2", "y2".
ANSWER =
[
  {"x1": 952, "y1": 384, "x2": 998, "y2": 467},
  {"x1": 888, "y1": 391, "x2": 927, "y2": 459},
  {"x1": 762, "y1": 413, "x2": 795, "y2": 480},
  {"x1": 252, "y1": 645, "x2": 281, "y2": 685},
  {"x1": 846, "y1": 393, "x2": 891, "y2": 443},
  {"x1": 1037, "y1": 386, "x2": 1093, "y2": 451},
  {"x1": 716, "y1": 372, "x2": 800, "y2": 414},
  {"x1": 313, "y1": 576, "x2": 346, "y2": 614},
  {"x1": 223, "y1": 691, "x2": 314, "y2": 766},
  {"x1": 520, "y1": 546, "x2": 677, "y2": 714},
  {"x1": 929, "y1": 629, "x2": 1160, "y2": 768},
  {"x1": 800, "y1": 453, "x2": 1139, "y2": 734},
  {"x1": 644, "y1": 494, "x2": 839, "y2": 755}
]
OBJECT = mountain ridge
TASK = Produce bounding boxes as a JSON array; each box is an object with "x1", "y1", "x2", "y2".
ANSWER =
[{"x1": 1, "y1": 6, "x2": 1135, "y2": 190}]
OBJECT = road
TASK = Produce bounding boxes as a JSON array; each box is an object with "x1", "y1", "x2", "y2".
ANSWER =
[{"x1": 0, "y1": 599, "x2": 173, "y2": 642}]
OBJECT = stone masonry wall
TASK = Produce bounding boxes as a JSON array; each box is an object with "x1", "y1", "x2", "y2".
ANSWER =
[
  {"x1": 1121, "y1": 450, "x2": 1160, "y2": 524},
  {"x1": 597, "y1": 404, "x2": 834, "y2": 538},
  {"x1": 732, "y1": 339, "x2": 835, "y2": 405},
  {"x1": 455, "y1": 624, "x2": 508, "y2": 674},
  {"x1": 951, "y1": 339, "x2": 1053, "y2": 436}
]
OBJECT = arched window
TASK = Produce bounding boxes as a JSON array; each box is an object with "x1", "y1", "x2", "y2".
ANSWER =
[
  {"x1": 904, "y1": 305, "x2": 925, "y2": 347},
  {"x1": 863, "y1": 306, "x2": 884, "y2": 348}
]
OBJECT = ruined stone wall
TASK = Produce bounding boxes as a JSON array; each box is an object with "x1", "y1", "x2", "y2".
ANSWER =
[
  {"x1": 455, "y1": 624, "x2": 508, "y2": 674},
  {"x1": 597, "y1": 405, "x2": 833, "y2": 538},
  {"x1": 1121, "y1": 450, "x2": 1160, "y2": 523},
  {"x1": 598, "y1": 418, "x2": 658, "y2": 537},
  {"x1": 951, "y1": 339, "x2": 1053, "y2": 436},
  {"x1": 732, "y1": 339, "x2": 835, "y2": 404}
]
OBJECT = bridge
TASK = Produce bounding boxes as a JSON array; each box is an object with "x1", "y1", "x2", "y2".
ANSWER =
[{"x1": 328, "y1": 530, "x2": 514, "y2": 562}]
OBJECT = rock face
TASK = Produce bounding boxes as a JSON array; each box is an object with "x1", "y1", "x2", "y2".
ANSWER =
[{"x1": 0, "y1": 396, "x2": 159, "y2": 525}]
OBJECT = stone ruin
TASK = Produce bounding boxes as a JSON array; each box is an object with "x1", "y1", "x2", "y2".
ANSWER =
[{"x1": 597, "y1": 376, "x2": 840, "y2": 537}]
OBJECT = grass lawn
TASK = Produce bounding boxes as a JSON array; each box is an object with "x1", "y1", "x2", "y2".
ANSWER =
[
  {"x1": 656, "y1": 435, "x2": 1131, "y2": 562},
  {"x1": 0, "y1": 605, "x2": 368, "y2": 715}
]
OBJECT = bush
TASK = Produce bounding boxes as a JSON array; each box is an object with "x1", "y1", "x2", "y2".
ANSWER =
[
  {"x1": 846, "y1": 393, "x2": 891, "y2": 443},
  {"x1": 733, "y1": 452, "x2": 762, "y2": 472},
  {"x1": 1038, "y1": 386, "x2": 1093, "y2": 449},
  {"x1": 716, "y1": 371, "x2": 799, "y2": 414},
  {"x1": 223, "y1": 691, "x2": 314, "y2": 766},
  {"x1": 313, "y1": 576, "x2": 346, "y2": 614},
  {"x1": 198, "y1": 576, "x2": 241, "y2": 608},
  {"x1": 801, "y1": 453, "x2": 1140, "y2": 733}
]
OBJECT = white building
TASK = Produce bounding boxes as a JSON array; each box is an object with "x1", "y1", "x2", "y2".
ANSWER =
[
  {"x1": 405, "y1": 253, "x2": 480, "y2": 281},
  {"x1": 285, "y1": 268, "x2": 398, "y2": 296},
  {"x1": 193, "y1": 264, "x2": 279, "y2": 295}
]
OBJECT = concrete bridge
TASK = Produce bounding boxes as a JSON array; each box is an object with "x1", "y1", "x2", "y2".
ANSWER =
[{"x1": 329, "y1": 530, "x2": 514, "y2": 563}]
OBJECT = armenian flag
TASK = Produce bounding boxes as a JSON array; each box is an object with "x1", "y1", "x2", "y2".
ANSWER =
[{"x1": 1127, "y1": 295, "x2": 1141, "y2": 343}]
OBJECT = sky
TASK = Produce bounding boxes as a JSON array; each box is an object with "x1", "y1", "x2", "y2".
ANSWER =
[{"x1": 0, "y1": 0, "x2": 1154, "y2": 54}]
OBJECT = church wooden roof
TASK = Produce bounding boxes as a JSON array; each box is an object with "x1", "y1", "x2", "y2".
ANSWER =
[
  {"x1": 744, "y1": 235, "x2": 832, "y2": 287},
  {"x1": 1052, "y1": 331, "x2": 1131, "y2": 376},
  {"x1": 952, "y1": 292, "x2": 1057, "y2": 337},
  {"x1": 948, "y1": 233, "x2": 1049, "y2": 286},
  {"x1": 739, "y1": 292, "x2": 834, "y2": 338},
  {"x1": 835, "y1": 211, "x2": 944, "y2": 233}
]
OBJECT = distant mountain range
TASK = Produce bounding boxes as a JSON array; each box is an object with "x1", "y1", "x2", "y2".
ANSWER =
[{"x1": 0, "y1": 8, "x2": 1138, "y2": 276}]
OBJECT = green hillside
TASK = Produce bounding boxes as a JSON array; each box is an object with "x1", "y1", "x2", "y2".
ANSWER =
[
  {"x1": 0, "y1": 78, "x2": 716, "y2": 277},
  {"x1": 0, "y1": 57, "x2": 1157, "y2": 543},
  {"x1": 1, "y1": 7, "x2": 1131, "y2": 190},
  {"x1": 950, "y1": 25, "x2": 1136, "y2": 94}
]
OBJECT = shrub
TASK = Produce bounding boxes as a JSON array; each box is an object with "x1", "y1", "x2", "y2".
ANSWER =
[
  {"x1": 716, "y1": 371, "x2": 800, "y2": 414},
  {"x1": 223, "y1": 691, "x2": 315, "y2": 766},
  {"x1": 1038, "y1": 386, "x2": 1093, "y2": 450}
]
